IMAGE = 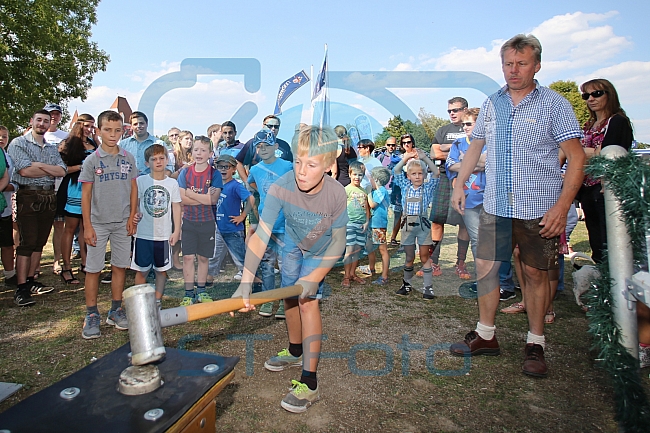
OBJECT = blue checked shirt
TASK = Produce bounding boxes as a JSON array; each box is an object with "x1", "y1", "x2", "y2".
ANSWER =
[
  {"x1": 472, "y1": 81, "x2": 583, "y2": 220},
  {"x1": 119, "y1": 133, "x2": 173, "y2": 176},
  {"x1": 392, "y1": 170, "x2": 439, "y2": 216},
  {"x1": 8, "y1": 132, "x2": 67, "y2": 186}
]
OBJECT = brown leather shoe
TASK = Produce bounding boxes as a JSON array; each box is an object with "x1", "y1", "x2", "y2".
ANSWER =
[
  {"x1": 522, "y1": 343, "x2": 548, "y2": 378},
  {"x1": 449, "y1": 331, "x2": 500, "y2": 357}
]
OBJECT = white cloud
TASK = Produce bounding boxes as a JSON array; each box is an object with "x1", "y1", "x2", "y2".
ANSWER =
[
  {"x1": 69, "y1": 66, "x2": 264, "y2": 137},
  {"x1": 393, "y1": 62, "x2": 414, "y2": 72},
  {"x1": 129, "y1": 61, "x2": 182, "y2": 86}
]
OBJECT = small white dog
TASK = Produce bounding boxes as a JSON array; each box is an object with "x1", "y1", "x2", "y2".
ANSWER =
[{"x1": 570, "y1": 252, "x2": 599, "y2": 311}]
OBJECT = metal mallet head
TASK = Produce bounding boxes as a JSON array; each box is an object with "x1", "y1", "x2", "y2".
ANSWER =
[{"x1": 123, "y1": 284, "x2": 303, "y2": 366}]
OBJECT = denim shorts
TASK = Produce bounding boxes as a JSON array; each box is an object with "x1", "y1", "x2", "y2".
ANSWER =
[{"x1": 281, "y1": 236, "x2": 324, "y2": 300}]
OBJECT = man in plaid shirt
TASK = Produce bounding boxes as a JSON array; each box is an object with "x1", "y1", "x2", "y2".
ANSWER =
[{"x1": 449, "y1": 34, "x2": 585, "y2": 378}]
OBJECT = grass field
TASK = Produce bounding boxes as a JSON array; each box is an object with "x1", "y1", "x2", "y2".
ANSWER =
[{"x1": 0, "y1": 219, "x2": 648, "y2": 432}]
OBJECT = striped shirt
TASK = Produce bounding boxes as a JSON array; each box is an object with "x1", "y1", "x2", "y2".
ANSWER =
[
  {"x1": 7, "y1": 132, "x2": 67, "y2": 187},
  {"x1": 392, "y1": 170, "x2": 439, "y2": 216},
  {"x1": 472, "y1": 81, "x2": 583, "y2": 220}
]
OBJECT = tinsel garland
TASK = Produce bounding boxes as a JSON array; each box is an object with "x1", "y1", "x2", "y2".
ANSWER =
[{"x1": 583, "y1": 153, "x2": 650, "y2": 431}]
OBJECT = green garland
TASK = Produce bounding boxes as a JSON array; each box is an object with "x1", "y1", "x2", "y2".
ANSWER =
[{"x1": 584, "y1": 153, "x2": 650, "y2": 431}]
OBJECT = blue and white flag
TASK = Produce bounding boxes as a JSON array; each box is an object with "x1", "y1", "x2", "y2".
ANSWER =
[
  {"x1": 311, "y1": 45, "x2": 329, "y2": 128},
  {"x1": 273, "y1": 70, "x2": 310, "y2": 116}
]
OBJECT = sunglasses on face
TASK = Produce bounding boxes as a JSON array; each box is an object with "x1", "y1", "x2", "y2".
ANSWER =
[
  {"x1": 264, "y1": 123, "x2": 280, "y2": 129},
  {"x1": 462, "y1": 122, "x2": 474, "y2": 127},
  {"x1": 402, "y1": 140, "x2": 413, "y2": 145},
  {"x1": 358, "y1": 145, "x2": 370, "y2": 149},
  {"x1": 447, "y1": 108, "x2": 465, "y2": 114},
  {"x1": 581, "y1": 90, "x2": 607, "y2": 100},
  {"x1": 386, "y1": 143, "x2": 396, "y2": 147}
]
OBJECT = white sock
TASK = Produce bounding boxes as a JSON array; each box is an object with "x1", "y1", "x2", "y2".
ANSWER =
[
  {"x1": 527, "y1": 331, "x2": 546, "y2": 349},
  {"x1": 475, "y1": 321, "x2": 496, "y2": 341},
  {"x1": 3, "y1": 269, "x2": 15, "y2": 278}
]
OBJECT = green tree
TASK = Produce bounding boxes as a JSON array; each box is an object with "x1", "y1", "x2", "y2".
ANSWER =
[
  {"x1": 548, "y1": 80, "x2": 590, "y2": 127},
  {"x1": 404, "y1": 120, "x2": 430, "y2": 151},
  {"x1": 375, "y1": 115, "x2": 407, "y2": 148},
  {"x1": 418, "y1": 107, "x2": 449, "y2": 140},
  {"x1": 0, "y1": 0, "x2": 109, "y2": 136}
]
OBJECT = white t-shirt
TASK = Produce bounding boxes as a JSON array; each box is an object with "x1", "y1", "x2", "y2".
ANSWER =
[
  {"x1": 135, "y1": 175, "x2": 181, "y2": 241},
  {"x1": 44, "y1": 129, "x2": 69, "y2": 145}
]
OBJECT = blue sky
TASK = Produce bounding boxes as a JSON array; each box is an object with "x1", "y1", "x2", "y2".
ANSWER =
[{"x1": 70, "y1": 0, "x2": 650, "y2": 143}]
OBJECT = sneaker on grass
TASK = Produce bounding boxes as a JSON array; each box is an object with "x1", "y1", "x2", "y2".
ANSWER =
[
  {"x1": 29, "y1": 280, "x2": 55, "y2": 295},
  {"x1": 196, "y1": 292, "x2": 213, "y2": 303},
  {"x1": 233, "y1": 270, "x2": 243, "y2": 281},
  {"x1": 422, "y1": 286, "x2": 435, "y2": 300},
  {"x1": 106, "y1": 307, "x2": 128, "y2": 330},
  {"x1": 259, "y1": 302, "x2": 273, "y2": 317},
  {"x1": 499, "y1": 288, "x2": 516, "y2": 301},
  {"x1": 82, "y1": 313, "x2": 101, "y2": 339},
  {"x1": 264, "y1": 348, "x2": 302, "y2": 372},
  {"x1": 14, "y1": 290, "x2": 35, "y2": 307},
  {"x1": 180, "y1": 296, "x2": 194, "y2": 306},
  {"x1": 100, "y1": 272, "x2": 112, "y2": 284},
  {"x1": 395, "y1": 280, "x2": 412, "y2": 296},
  {"x1": 281, "y1": 380, "x2": 319, "y2": 413},
  {"x1": 275, "y1": 302, "x2": 285, "y2": 319}
]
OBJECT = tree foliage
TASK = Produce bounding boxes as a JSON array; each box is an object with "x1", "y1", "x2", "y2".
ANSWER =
[
  {"x1": 418, "y1": 107, "x2": 449, "y2": 140},
  {"x1": 375, "y1": 114, "x2": 430, "y2": 151},
  {"x1": 0, "y1": 0, "x2": 109, "y2": 136},
  {"x1": 548, "y1": 80, "x2": 590, "y2": 127}
]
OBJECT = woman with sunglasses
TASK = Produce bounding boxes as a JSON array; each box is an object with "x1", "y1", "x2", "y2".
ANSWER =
[{"x1": 577, "y1": 79, "x2": 634, "y2": 264}]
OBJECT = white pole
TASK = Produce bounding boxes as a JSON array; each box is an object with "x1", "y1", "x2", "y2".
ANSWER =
[{"x1": 601, "y1": 145, "x2": 639, "y2": 358}]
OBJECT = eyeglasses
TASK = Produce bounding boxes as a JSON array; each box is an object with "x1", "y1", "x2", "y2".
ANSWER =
[
  {"x1": 264, "y1": 123, "x2": 280, "y2": 129},
  {"x1": 386, "y1": 143, "x2": 396, "y2": 147},
  {"x1": 462, "y1": 122, "x2": 474, "y2": 127},
  {"x1": 447, "y1": 107, "x2": 466, "y2": 114},
  {"x1": 401, "y1": 140, "x2": 413, "y2": 146},
  {"x1": 581, "y1": 90, "x2": 607, "y2": 100},
  {"x1": 216, "y1": 164, "x2": 232, "y2": 170}
]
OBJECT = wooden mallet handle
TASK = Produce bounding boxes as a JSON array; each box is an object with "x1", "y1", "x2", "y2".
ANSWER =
[{"x1": 160, "y1": 285, "x2": 303, "y2": 327}]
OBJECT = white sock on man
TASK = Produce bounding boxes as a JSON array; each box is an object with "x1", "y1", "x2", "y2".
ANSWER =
[
  {"x1": 526, "y1": 331, "x2": 546, "y2": 349},
  {"x1": 3, "y1": 269, "x2": 15, "y2": 278},
  {"x1": 475, "y1": 321, "x2": 496, "y2": 341}
]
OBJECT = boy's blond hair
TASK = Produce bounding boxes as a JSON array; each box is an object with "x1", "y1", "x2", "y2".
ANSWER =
[
  {"x1": 291, "y1": 125, "x2": 338, "y2": 167},
  {"x1": 406, "y1": 159, "x2": 426, "y2": 173}
]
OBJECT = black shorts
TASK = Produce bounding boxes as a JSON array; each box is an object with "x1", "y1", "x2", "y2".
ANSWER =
[
  {"x1": 476, "y1": 209, "x2": 559, "y2": 270},
  {"x1": 131, "y1": 238, "x2": 172, "y2": 272},
  {"x1": 181, "y1": 219, "x2": 216, "y2": 258},
  {"x1": 0, "y1": 215, "x2": 13, "y2": 248}
]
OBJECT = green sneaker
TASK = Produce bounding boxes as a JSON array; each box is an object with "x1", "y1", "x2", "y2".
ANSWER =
[
  {"x1": 196, "y1": 292, "x2": 213, "y2": 303},
  {"x1": 180, "y1": 296, "x2": 194, "y2": 306},
  {"x1": 275, "y1": 301, "x2": 285, "y2": 319},
  {"x1": 258, "y1": 302, "x2": 273, "y2": 317},
  {"x1": 264, "y1": 348, "x2": 302, "y2": 372},
  {"x1": 281, "y1": 380, "x2": 319, "y2": 413}
]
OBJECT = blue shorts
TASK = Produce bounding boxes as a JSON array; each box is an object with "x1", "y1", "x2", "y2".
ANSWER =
[
  {"x1": 131, "y1": 238, "x2": 172, "y2": 272},
  {"x1": 346, "y1": 222, "x2": 367, "y2": 247},
  {"x1": 281, "y1": 236, "x2": 324, "y2": 300}
]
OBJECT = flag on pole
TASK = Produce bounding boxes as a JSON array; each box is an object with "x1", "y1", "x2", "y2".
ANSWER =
[
  {"x1": 273, "y1": 70, "x2": 310, "y2": 116},
  {"x1": 311, "y1": 45, "x2": 329, "y2": 128}
]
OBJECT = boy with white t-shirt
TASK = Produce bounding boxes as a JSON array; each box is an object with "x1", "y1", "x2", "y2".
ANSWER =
[{"x1": 131, "y1": 144, "x2": 181, "y2": 307}]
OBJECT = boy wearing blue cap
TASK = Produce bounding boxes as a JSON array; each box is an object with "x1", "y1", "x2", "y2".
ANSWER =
[{"x1": 247, "y1": 129, "x2": 293, "y2": 318}]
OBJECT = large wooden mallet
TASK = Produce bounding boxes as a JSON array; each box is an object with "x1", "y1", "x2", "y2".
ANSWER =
[{"x1": 123, "y1": 284, "x2": 302, "y2": 366}]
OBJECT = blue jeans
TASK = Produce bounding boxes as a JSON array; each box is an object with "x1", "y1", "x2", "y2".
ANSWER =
[
  {"x1": 566, "y1": 202, "x2": 578, "y2": 244},
  {"x1": 208, "y1": 230, "x2": 245, "y2": 276},
  {"x1": 499, "y1": 261, "x2": 515, "y2": 292},
  {"x1": 462, "y1": 206, "x2": 481, "y2": 262},
  {"x1": 259, "y1": 233, "x2": 284, "y2": 292},
  {"x1": 281, "y1": 236, "x2": 324, "y2": 299}
]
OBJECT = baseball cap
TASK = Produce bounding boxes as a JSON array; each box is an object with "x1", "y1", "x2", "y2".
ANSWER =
[
  {"x1": 216, "y1": 154, "x2": 237, "y2": 166},
  {"x1": 252, "y1": 129, "x2": 276, "y2": 147},
  {"x1": 43, "y1": 103, "x2": 63, "y2": 113}
]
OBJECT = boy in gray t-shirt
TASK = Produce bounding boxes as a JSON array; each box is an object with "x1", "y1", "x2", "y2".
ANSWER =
[{"x1": 79, "y1": 111, "x2": 138, "y2": 340}]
